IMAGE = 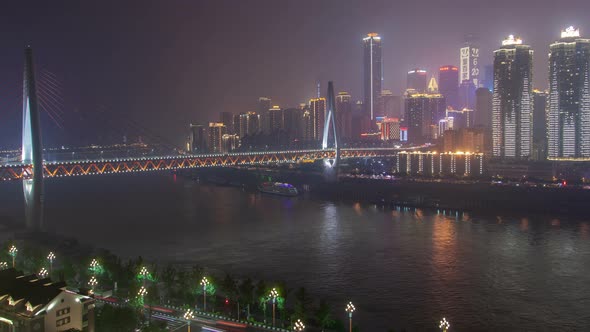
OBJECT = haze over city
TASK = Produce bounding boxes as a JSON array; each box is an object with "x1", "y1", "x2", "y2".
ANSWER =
[{"x1": 1, "y1": 0, "x2": 590, "y2": 147}]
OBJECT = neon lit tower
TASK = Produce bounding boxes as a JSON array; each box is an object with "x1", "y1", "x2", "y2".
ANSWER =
[
  {"x1": 548, "y1": 26, "x2": 590, "y2": 159},
  {"x1": 492, "y1": 35, "x2": 533, "y2": 158},
  {"x1": 363, "y1": 33, "x2": 382, "y2": 120},
  {"x1": 22, "y1": 46, "x2": 44, "y2": 230}
]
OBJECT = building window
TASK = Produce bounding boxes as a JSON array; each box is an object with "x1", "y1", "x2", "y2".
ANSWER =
[
  {"x1": 56, "y1": 316, "x2": 71, "y2": 327},
  {"x1": 57, "y1": 307, "x2": 71, "y2": 316}
]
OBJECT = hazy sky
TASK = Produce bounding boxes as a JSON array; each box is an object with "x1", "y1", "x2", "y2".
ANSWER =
[{"x1": 1, "y1": 0, "x2": 590, "y2": 147}]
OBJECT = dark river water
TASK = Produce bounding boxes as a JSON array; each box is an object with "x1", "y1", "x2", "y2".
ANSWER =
[{"x1": 1, "y1": 173, "x2": 590, "y2": 331}]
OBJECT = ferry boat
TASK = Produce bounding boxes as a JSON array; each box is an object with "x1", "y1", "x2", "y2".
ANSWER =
[{"x1": 258, "y1": 182, "x2": 299, "y2": 196}]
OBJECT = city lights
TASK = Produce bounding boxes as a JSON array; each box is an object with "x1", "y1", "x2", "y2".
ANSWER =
[
  {"x1": 294, "y1": 319, "x2": 305, "y2": 331},
  {"x1": 201, "y1": 277, "x2": 210, "y2": 312},
  {"x1": 38, "y1": 268, "x2": 48, "y2": 278},
  {"x1": 439, "y1": 317, "x2": 450, "y2": 332},
  {"x1": 8, "y1": 246, "x2": 17, "y2": 268},
  {"x1": 345, "y1": 302, "x2": 356, "y2": 332}
]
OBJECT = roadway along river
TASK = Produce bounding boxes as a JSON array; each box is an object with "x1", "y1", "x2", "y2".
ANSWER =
[{"x1": 1, "y1": 173, "x2": 590, "y2": 330}]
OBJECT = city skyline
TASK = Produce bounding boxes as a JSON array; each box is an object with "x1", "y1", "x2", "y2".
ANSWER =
[{"x1": 1, "y1": 1, "x2": 590, "y2": 148}]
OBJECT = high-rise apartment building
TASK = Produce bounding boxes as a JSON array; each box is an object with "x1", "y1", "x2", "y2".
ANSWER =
[
  {"x1": 363, "y1": 33, "x2": 382, "y2": 120},
  {"x1": 238, "y1": 112, "x2": 260, "y2": 138},
  {"x1": 267, "y1": 105, "x2": 283, "y2": 133},
  {"x1": 189, "y1": 124, "x2": 207, "y2": 153},
  {"x1": 300, "y1": 106, "x2": 314, "y2": 142},
  {"x1": 336, "y1": 92, "x2": 353, "y2": 141},
  {"x1": 438, "y1": 65, "x2": 459, "y2": 110},
  {"x1": 533, "y1": 90, "x2": 548, "y2": 160},
  {"x1": 220, "y1": 111, "x2": 234, "y2": 134},
  {"x1": 404, "y1": 91, "x2": 446, "y2": 143},
  {"x1": 407, "y1": 69, "x2": 428, "y2": 92},
  {"x1": 310, "y1": 98, "x2": 326, "y2": 141},
  {"x1": 492, "y1": 35, "x2": 533, "y2": 158},
  {"x1": 208, "y1": 122, "x2": 227, "y2": 153},
  {"x1": 548, "y1": 27, "x2": 590, "y2": 159}
]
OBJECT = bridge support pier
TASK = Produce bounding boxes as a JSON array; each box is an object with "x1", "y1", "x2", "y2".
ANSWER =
[
  {"x1": 322, "y1": 81, "x2": 339, "y2": 182},
  {"x1": 22, "y1": 46, "x2": 44, "y2": 230}
]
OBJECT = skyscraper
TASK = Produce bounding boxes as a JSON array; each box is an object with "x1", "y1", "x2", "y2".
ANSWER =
[
  {"x1": 547, "y1": 27, "x2": 590, "y2": 159},
  {"x1": 208, "y1": 122, "x2": 227, "y2": 153},
  {"x1": 310, "y1": 98, "x2": 326, "y2": 141},
  {"x1": 283, "y1": 108, "x2": 301, "y2": 144},
  {"x1": 238, "y1": 112, "x2": 260, "y2": 137},
  {"x1": 336, "y1": 92, "x2": 352, "y2": 141},
  {"x1": 475, "y1": 87, "x2": 492, "y2": 128},
  {"x1": 407, "y1": 69, "x2": 428, "y2": 92},
  {"x1": 267, "y1": 105, "x2": 283, "y2": 133},
  {"x1": 378, "y1": 90, "x2": 401, "y2": 118},
  {"x1": 220, "y1": 111, "x2": 234, "y2": 134},
  {"x1": 404, "y1": 91, "x2": 446, "y2": 143},
  {"x1": 438, "y1": 65, "x2": 459, "y2": 110},
  {"x1": 492, "y1": 35, "x2": 533, "y2": 158},
  {"x1": 189, "y1": 124, "x2": 207, "y2": 153},
  {"x1": 258, "y1": 97, "x2": 272, "y2": 134},
  {"x1": 460, "y1": 36, "x2": 481, "y2": 87},
  {"x1": 363, "y1": 33, "x2": 382, "y2": 120}
]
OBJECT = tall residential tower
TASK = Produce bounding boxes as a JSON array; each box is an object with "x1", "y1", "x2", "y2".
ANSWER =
[
  {"x1": 547, "y1": 27, "x2": 590, "y2": 159},
  {"x1": 492, "y1": 35, "x2": 533, "y2": 158}
]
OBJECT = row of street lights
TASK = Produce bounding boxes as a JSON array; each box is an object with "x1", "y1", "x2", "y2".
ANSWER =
[{"x1": 2, "y1": 248, "x2": 452, "y2": 331}]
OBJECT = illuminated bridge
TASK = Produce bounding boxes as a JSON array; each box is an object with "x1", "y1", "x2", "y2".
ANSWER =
[{"x1": 0, "y1": 147, "x2": 404, "y2": 181}]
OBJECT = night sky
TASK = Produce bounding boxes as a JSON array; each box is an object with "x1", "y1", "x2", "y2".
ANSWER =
[{"x1": 1, "y1": 0, "x2": 590, "y2": 148}]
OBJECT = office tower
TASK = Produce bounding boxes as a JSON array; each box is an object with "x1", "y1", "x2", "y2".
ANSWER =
[
  {"x1": 363, "y1": 33, "x2": 382, "y2": 120},
  {"x1": 310, "y1": 98, "x2": 326, "y2": 141},
  {"x1": 532, "y1": 90, "x2": 548, "y2": 160},
  {"x1": 283, "y1": 108, "x2": 301, "y2": 143},
  {"x1": 459, "y1": 80, "x2": 476, "y2": 109},
  {"x1": 548, "y1": 26, "x2": 590, "y2": 159},
  {"x1": 404, "y1": 91, "x2": 446, "y2": 143},
  {"x1": 189, "y1": 124, "x2": 207, "y2": 153},
  {"x1": 380, "y1": 117, "x2": 401, "y2": 141},
  {"x1": 220, "y1": 111, "x2": 234, "y2": 134},
  {"x1": 407, "y1": 69, "x2": 428, "y2": 92},
  {"x1": 492, "y1": 35, "x2": 533, "y2": 158},
  {"x1": 258, "y1": 97, "x2": 271, "y2": 133},
  {"x1": 475, "y1": 87, "x2": 492, "y2": 127},
  {"x1": 238, "y1": 112, "x2": 260, "y2": 137},
  {"x1": 232, "y1": 114, "x2": 240, "y2": 136},
  {"x1": 438, "y1": 65, "x2": 459, "y2": 110},
  {"x1": 207, "y1": 122, "x2": 227, "y2": 153},
  {"x1": 483, "y1": 64, "x2": 494, "y2": 91},
  {"x1": 460, "y1": 35, "x2": 481, "y2": 87},
  {"x1": 427, "y1": 76, "x2": 439, "y2": 93},
  {"x1": 336, "y1": 92, "x2": 353, "y2": 141},
  {"x1": 267, "y1": 105, "x2": 283, "y2": 133}
]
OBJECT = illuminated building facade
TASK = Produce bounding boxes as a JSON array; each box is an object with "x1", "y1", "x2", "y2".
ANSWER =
[
  {"x1": 238, "y1": 112, "x2": 260, "y2": 137},
  {"x1": 380, "y1": 117, "x2": 400, "y2": 141},
  {"x1": 208, "y1": 122, "x2": 227, "y2": 153},
  {"x1": 310, "y1": 97, "x2": 326, "y2": 141},
  {"x1": 492, "y1": 35, "x2": 533, "y2": 158},
  {"x1": 404, "y1": 91, "x2": 446, "y2": 143},
  {"x1": 222, "y1": 134, "x2": 240, "y2": 153},
  {"x1": 267, "y1": 105, "x2": 284, "y2": 133},
  {"x1": 363, "y1": 33, "x2": 382, "y2": 120},
  {"x1": 396, "y1": 151, "x2": 484, "y2": 176},
  {"x1": 460, "y1": 37, "x2": 481, "y2": 87},
  {"x1": 548, "y1": 27, "x2": 590, "y2": 159},
  {"x1": 300, "y1": 107, "x2": 313, "y2": 142},
  {"x1": 220, "y1": 111, "x2": 234, "y2": 134},
  {"x1": 407, "y1": 69, "x2": 428, "y2": 92}
]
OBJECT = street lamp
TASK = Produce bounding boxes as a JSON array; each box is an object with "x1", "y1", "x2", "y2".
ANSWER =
[
  {"x1": 88, "y1": 276, "x2": 98, "y2": 292},
  {"x1": 200, "y1": 277, "x2": 209, "y2": 312},
  {"x1": 8, "y1": 245, "x2": 17, "y2": 268},
  {"x1": 293, "y1": 319, "x2": 305, "y2": 331},
  {"x1": 345, "y1": 301, "x2": 355, "y2": 332},
  {"x1": 38, "y1": 268, "x2": 48, "y2": 278},
  {"x1": 183, "y1": 309, "x2": 194, "y2": 332},
  {"x1": 139, "y1": 266, "x2": 149, "y2": 286},
  {"x1": 269, "y1": 288, "x2": 279, "y2": 327},
  {"x1": 0, "y1": 262, "x2": 8, "y2": 270},
  {"x1": 47, "y1": 252, "x2": 56, "y2": 273},
  {"x1": 439, "y1": 317, "x2": 450, "y2": 332}
]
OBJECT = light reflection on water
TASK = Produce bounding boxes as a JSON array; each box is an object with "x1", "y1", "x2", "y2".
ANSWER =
[{"x1": 1, "y1": 174, "x2": 590, "y2": 331}]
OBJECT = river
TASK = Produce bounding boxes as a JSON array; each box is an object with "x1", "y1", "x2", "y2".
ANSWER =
[{"x1": 0, "y1": 173, "x2": 589, "y2": 331}]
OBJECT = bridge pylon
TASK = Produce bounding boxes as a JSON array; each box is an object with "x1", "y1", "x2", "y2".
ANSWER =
[
  {"x1": 22, "y1": 46, "x2": 44, "y2": 230},
  {"x1": 322, "y1": 81, "x2": 339, "y2": 181}
]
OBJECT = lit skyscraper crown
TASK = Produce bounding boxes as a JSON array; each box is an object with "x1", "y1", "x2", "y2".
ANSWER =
[
  {"x1": 502, "y1": 35, "x2": 523, "y2": 46},
  {"x1": 363, "y1": 32, "x2": 381, "y2": 41},
  {"x1": 561, "y1": 26, "x2": 580, "y2": 38}
]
